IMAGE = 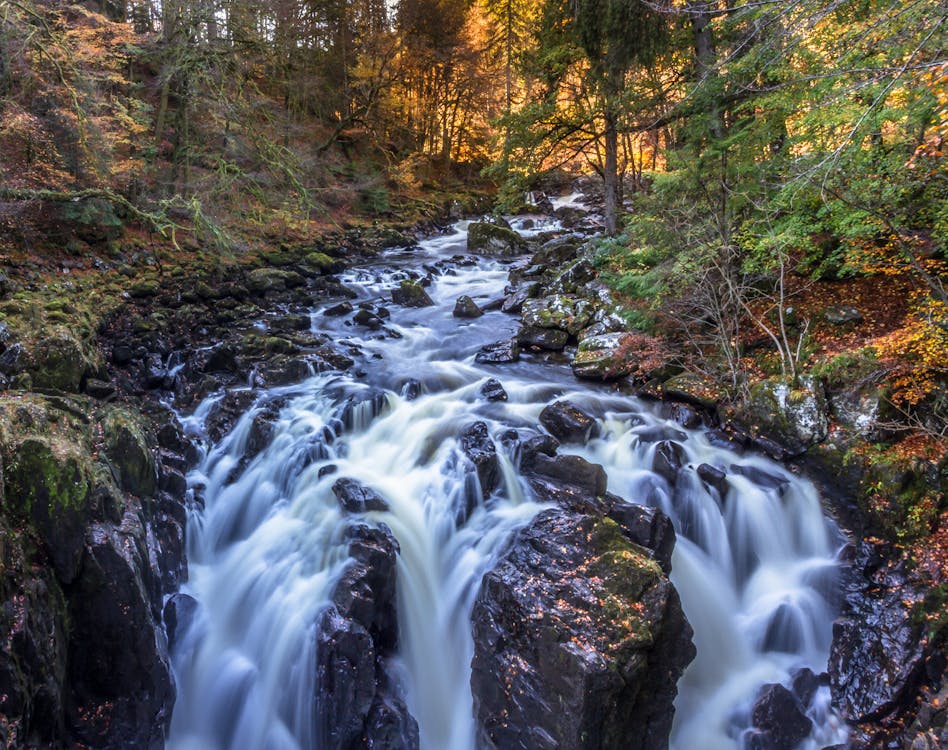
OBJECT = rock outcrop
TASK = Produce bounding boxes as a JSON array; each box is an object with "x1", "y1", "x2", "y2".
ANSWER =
[{"x1": 471, "y1": 496, "x2": 694, "y2": 750}]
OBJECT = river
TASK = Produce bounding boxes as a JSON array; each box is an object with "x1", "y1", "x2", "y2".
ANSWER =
[{"x1": 165, "y1": 211, "x2": 848, "y2": 750}]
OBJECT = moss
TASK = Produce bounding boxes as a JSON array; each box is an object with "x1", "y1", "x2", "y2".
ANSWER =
[
  {"x1": 302, "y1": 252, "x2": 336, "y2": 272},
  {"x1": 100, "y1": 407, "x2": 156, "y2": 497},
  {"x1": 4, "y1": 437, "x2": 91, "y2": 516}
]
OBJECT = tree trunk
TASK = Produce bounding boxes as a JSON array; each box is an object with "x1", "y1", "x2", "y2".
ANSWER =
[
  {"x1": 692, "y1": 3, "x2": 723, "y2": 140},
  {"x1": 603, "y1": 107, "x2": 618, "y2": 236}
]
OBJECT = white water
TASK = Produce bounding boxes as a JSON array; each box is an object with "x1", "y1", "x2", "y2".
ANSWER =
[{"x1": 167, "y1": 218, "x2": 848, "y2": 750}]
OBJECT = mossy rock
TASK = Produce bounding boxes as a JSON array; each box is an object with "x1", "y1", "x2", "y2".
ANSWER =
[
  {"x1": 521, "y1": 295, "x2": 595, "y2": 336},
  {"x1": 391, "y1": 280, "x2": 434, "y2": 308},
  {"x1": 27, "y1": 329, "x2": 99, "y2": 393},
  {"x1": 245, "y1": 268, "x2": 306, "y2": 294},
  {"x1": 742, "y1": 376, "x2": 829, "y2": 456},
  {"x1": 100, "y1": 408, "x2": 156, "y2": 498},
  {"x1": 3, "y1": 436, "x2": 92, "y2": 583},
  {"x1": 301, "y1": 252, "x2": 340, "y2": 274},
  {"x1": 467, "y1": 221, "x2": 528, "y2": 257},
  {"x1": 659, "y1": 373, "x2": 727, "y2": 410},
  {"x1": 128, "y1": 279, "x2": 160, "y2": 299}
]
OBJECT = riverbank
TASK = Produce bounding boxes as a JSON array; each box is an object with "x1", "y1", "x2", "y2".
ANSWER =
[{"x1": 0, "y1": 190, "x2": 944, "y2": 749}]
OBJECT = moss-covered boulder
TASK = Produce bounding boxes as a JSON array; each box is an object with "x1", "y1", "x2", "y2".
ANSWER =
[
  {"x1": 741, "y1": 376, "x2": 829, "y2": 456},
  {"x1": 572, "y1": 332, "x2": 636, "y2": 380},
  {"x1": 467, "y1": 221, "x2": 528, "y2": 257},
  {"x1": 522, "y1": 295, "x2": 595, "y2": 336},
  {"x1": 245, "y1": 268, "x2": 306, "y2": 295},
  {"x1": 301, "y1": 251, "x2": 341, "y2": 274},
  {"x1": 3, "y1": 437, "x2": 92, "y2": 583},
  {"x1": 391, "y1": 280, "x2": 434, "y2": 308},
  {"x1": 28, "y1": 328, "x2": 99, "y2": 392},
  {"x1": 100, "y1": 407, "x2": 156, "y2": 497}
]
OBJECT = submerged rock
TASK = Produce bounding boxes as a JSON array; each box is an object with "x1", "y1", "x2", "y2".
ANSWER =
[{"x1": 471, "y1": 507, "x2": 694, "y2": 750}]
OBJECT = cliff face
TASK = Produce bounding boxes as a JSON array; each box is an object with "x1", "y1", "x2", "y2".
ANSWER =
[{"x1": 0, "y1": 395, "x2": 187, "y2": 748}]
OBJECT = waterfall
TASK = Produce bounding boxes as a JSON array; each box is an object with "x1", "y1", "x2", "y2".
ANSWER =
[{"x1": 167, "y1": 217, "x2": 847, "y2": 750}]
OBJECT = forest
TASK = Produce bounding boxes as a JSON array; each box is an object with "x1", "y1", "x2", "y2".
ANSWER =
[{"x1": 0, "y1": 0, "x2": 946, "y2": 748}]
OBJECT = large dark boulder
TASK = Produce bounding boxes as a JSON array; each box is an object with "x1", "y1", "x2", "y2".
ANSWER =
[
  {"x1": 517, "y1": 325, "x2": 569, "y2": 351},
  {"x1": 66, "y1": 519, "x2": 174, "y2": 749},
  {"x1": 747, "y1": 683, "x2": 812, "y2": 750},
  {"x1": 470, "y1": 507, "x2": 694, "y2": 750},
  {"x1": 315, "y1": 524, "x2": 418, "y2": 749},
  {"x1": 453, "y1": 295, "x2": 483, "y2": 318},
  {"x1": 539, "y1": 400, "x2": 599, "y2": 444},
  {"x1": 829, "y1": 547, "x2": 940, "y2": 730}
]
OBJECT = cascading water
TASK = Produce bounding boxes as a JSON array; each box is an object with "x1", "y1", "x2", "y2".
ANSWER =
[{"x1": 167, "y1": 204, "x2": 848, "y2": 750}]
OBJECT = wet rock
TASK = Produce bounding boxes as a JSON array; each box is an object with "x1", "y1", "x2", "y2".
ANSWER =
[
  {"x1": 634, "y1": 425, "x2": 687, "y2": 443},
  {"x1": 471, "y1": 507, "x2": 694, "y2": 750},
  {"x1": 829, "y1": 553, "x2": 935, "y2": 725},
  {"x1": 163, "y1": 593, "x2": 198, "y2": 650},
  {"x1": 459, "y1": 422, "x2": 499, "y2": 498},
  {"x1": 601, "y1": 497, "x2": 678, "y2": 574},
  {"x1": 4, "y1": 437, "x2": 91, "y2": 584},
  {"x1": 142, "y1": 353, "x2": 166, "y2": 390},
  {"x1": 522, "y1": 295, "x2": 594, "y2": 336},
  {"x1": 257, "y1": 355, "x2": 312, "y2": 386},
  {"x1": 790, "y1": 667, "x2": 828, "y2": 708},
  {"x1": 522, "y1": 453, "x2": 607, "y2": 512},
  {"x1": 539, "y1": 400, "x2": 599, "y2": 444},
  {"x1": 0, "y1": 342, "x2": 24, "y2": 375},
  {"x1": 453, "y1": 295, "x2": 483, "y2": 318},
  {"x1": 270, "y1": 313, "x2": 311, "y2": 331},
  {"x1": 475, "y1": 339, "x2": 520, "y2": 364},
  {"x1": 748, "y1": 683, "x2": 812, "y2": 750},
  {"x1": 664, "y1": 402, "x2": 703, "y2": 429},
  {"x1": 332, "y1": 478, "x2": 389, "y2": 514},
  {"x1": 501, "y1": 283, "x2": 539, "y2": 314},
  {"x1": 66, "y1": 520, "x2": 174, "y2": 749},
  {"x1": 325, "y1": 301, "x2": 354, "y2": 317},
  {"x1": 517, "y1": 325, "x2": 569, "y2": 351},
  {"x1": 316, "y1": 524, "x2": 418, "y2": 749},
  {"x1": 391, "y1": 280, "x2": 434, "y2": 308},
  {"x1": 828, "y1": 384, "x2": 888, "y2": 440},
  {"x1": 401, "y1": 379, "x2": 422, "y2": 400},
  {"x1": 823, "y1": 305, "x2": 863, "y2": 325},
  {"x1": 245, "y1": 405, "x2": 279, "y2": 459},
  {"x1": 353, "y1": 308, "x2": 384, "y2": 329},
  {"x1": 467, "y1": 221, "x2": 528, "y2": 257},
  {"x1": 652, "y1": 440, "x2": 685, "y2": 484},
  {"x1": 729, "y1": 464, "x2": 790, "y2": 493},
  {"x1": 696, "y1": 463, "x2": 728, "y2": 498},
  {"x1": 100, "y1": 407, "x2": 157, "y2": 497},
  {"x1": 480, "y1": 378, "x2": 508, "y2": 402}
]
